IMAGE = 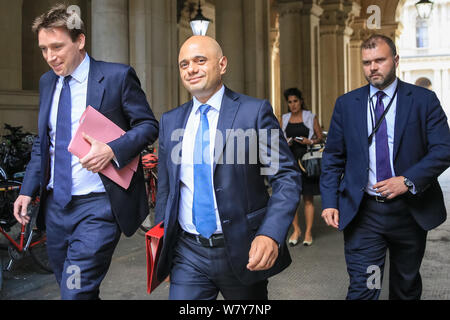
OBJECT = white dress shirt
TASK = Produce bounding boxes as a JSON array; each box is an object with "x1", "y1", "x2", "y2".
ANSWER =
[
  {"x1": 178, "y1": 85, "x2": 225, "y2": 235},
  {"x1": 47, "y1": 54, "x2": 105, "y2": 195},
  {"x1": 365, "y1": 78, "x2": 398, "y2": 196}
]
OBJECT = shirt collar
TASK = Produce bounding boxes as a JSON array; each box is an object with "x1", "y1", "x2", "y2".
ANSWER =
[
  {"x1": 370, "y1": 77, "x2": 398, "y2": 100},
  {"x1": 192, "y1": 85, "x2": 225, "y2": 114},
  {"x1": 60, "y1": 53, "x2": 90, "y2": 84}
]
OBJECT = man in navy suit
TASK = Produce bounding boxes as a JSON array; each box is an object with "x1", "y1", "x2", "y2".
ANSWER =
[
  {"x1": 13, "y1": 4, "x2": 158, "y2": 299},
  {"x1": 155, "y1": 36, "x2": 301, "y2": 300},
  {"x1": 321, "y1": 34, "x2": 450, "y2": 300}
]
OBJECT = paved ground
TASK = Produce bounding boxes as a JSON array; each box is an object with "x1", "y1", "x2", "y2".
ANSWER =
[{"x1": 1, "y1": 169, "x2": 449, "y2": 300}]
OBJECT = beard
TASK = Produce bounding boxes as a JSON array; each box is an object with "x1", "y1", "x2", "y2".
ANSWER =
[{"x1": 366, "y1": 66, "x2": 397, "y2": 90}]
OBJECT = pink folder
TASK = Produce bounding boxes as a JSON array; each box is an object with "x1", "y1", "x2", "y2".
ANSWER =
[{"x1": 68, "y1": 106, "x2": 139, "y2": 189}]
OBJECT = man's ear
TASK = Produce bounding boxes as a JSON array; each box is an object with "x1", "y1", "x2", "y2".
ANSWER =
[
  {"x1": 219, "y1": 56, "x2": 228, "y2": 75},
  {"x1": 394, "y1": 54, "x2": 399, "y2": 68},
  {"x1": 77, "y1": 33, "x2": 86, "y2": 51}
]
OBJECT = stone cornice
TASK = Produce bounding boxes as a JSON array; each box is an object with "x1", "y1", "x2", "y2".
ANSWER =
[
  {"x1": 321, "y1": 0, "x2": 361, "y2": 27},
  {"x1": 278, "y1": 1, "x2": 304, "y2": 18}
]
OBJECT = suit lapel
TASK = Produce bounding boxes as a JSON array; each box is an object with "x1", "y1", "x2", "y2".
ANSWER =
[
  {"x1": 356, "y1": 85, "x2": 370, "y2": 164},
  {"x1": 213, "y1": 87, "x2": 240, "y2": 172},
  {"x1": 39, "y1": 74, "x2": 58, "y2": 139},
  {"x1": 393, "y1": 80, "x2": 413, "y2": 161},
  {"x1": 173, "y1": 101, "x2": 194, "y2": 181},
  {"x1": 86, "y1": 58, "x2": 105, "y2": 111}
]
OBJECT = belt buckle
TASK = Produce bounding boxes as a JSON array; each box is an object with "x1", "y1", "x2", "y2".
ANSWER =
[
  {"x1": 194, "y1": 234, "x2": 202, "y2": 245},
  {"x1": 375, "y1": 195, "x2": 386, "y2": 203}
]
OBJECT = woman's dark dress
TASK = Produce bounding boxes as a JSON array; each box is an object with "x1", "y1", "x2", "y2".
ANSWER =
[{"x1": 286, "y1": 122, "x2": 320, "y2": 196}]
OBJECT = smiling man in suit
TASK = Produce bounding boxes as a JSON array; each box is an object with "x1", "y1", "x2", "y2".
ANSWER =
[
  {"x1": 155, "y1": 36, "x2": 301, "y2": 300},
  {"x1": 321, "y1": 34, "x2": 450, "y2": 300},
  {"x1": 13, "y1": 4, "x2": 158, "y2": 299}
]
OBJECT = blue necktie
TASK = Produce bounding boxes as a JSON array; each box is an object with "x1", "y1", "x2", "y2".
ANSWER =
[
  {"x1": 375, "y1": 91, "x2": 393, "y2": 182},
  {"x1": 53, "y1": 76, "x2": 73, "y2": 208},
  {"x1": 192, "y1": 104, "x2": 216, "y2": 238}
]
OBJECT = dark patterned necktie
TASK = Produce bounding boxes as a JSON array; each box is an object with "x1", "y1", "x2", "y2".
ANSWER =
[
  {"x1": 53, "y1": 76, "x2": 73, "y2": 208},
  {"x1": 375, "y1": 91, "x2": 393, "y2": 182}
]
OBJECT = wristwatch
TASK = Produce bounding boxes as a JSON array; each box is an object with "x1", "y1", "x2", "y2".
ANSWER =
[{"x1": 404, "y1": 177, "x2": 414, "y2": 191}]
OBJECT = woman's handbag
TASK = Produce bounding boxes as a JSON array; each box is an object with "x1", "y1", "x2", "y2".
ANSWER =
[{"x1": 299, "y1": 145, "x2": 324, "y2": 179}]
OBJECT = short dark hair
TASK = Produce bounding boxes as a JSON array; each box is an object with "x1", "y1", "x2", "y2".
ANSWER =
[
  {"x1": 284, "y1": 88, "x2": 303, "y2": 102},
  {"x1": 361, "y1": 34, "x2": 397, "y2": 57},
  {"x1": 283, "y1": 88, "x2": 308, "y2": 111},
  {"x1": 32, "y1": 3, "x2": 86, "y2": 42}
]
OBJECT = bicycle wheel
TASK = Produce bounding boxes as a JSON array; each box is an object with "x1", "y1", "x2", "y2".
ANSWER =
[
  {"x1": 26, "y1": 203, "x2": 52, "y2": 274},
  {"x1": 0, "y1": 255, "x2": 3, "y2": 291},
  {"x1": 29, "y1": 231, "x2": 52, "y2": 273},
  {"x1": 148, "y1": 171, "x2": 157, "y2": 208}
]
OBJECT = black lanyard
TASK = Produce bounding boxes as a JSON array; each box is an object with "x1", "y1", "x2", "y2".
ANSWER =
[{"x1": 368, "y1": 85, "x2": 399, "y2": 146}]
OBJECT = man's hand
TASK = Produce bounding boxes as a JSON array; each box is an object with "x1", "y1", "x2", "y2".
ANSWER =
[
  {"x1": 322, "y1": 208, "x2": 339, "y2": 229},
  {"x1": 247, "y1": 235, "x2": 279, "y2": 271},
  {"x1": 373, "y1": 176, "x2": 408, "y2": 200},
  {"x1": 13, "y1": 195, "x2": 32, "y2": 225},
  {"x1": 79, "y1": 133, "x2": 115, "y2": 173},
  {"x1": 295, "y1": 137, "x2": 313, "y2": 145}
]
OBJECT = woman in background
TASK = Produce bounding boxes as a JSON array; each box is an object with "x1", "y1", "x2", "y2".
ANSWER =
[{"x1": 281, "y1": 88, "x2": 323, "y2": 246}]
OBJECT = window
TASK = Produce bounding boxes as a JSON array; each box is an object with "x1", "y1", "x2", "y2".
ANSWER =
[{"x1": 416, "y1": 17, "x2": 429, "y2": 48}]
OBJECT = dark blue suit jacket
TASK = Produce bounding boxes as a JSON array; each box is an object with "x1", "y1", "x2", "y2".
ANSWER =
[
  {"x1": 20, "y1": 57, "x2": 159, "y2": 237},
  {"x1": 321, "y1": 80, "x2": 450, "y2": 231},
  {"x1": 155, "y1": 87, "x2": 301, "y2": 285}
]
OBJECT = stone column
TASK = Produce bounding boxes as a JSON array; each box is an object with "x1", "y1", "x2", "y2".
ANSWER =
[
  {"x1": 269, "y1": 15, "x2": 281, "y2": 120},
  {"x1": 92, "y1": 0, "x2": 129, "y2": 64},
  {"x1": 129, "y1": 0, "x2": 178, "y2": 119},
  {"x1": 242, "y1": 0, "x2": 270, "y2": 100},
  {"x1": 214, "y1": 0, "x2": 245, "y2": 93},
  {"x1": 348, "y1": 18, "x2": 368, "y2": 91},
  {"x1": 433, "y1": 68, "x2": 442, "y2": 99},
  {"x1": 442, "y1": 69, "x2": 450, "y2": 124},
  {"x1": 278, "y1": 0, "x2": 323, "y2": 116},
  {"x1": 319, "y1": 0, "x2": 360, "y2": 129},
  {"x1": 403, "y1": 71, "x2": 412, "y2": 84},
  {"x1": 0, "y1": 0, "x2": 23, "y2": 90},
  {"x1": 278, "y1": 0, "x2": 303, "y2": 111}
]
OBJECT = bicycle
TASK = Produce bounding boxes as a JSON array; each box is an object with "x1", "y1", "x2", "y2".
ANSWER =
[
  {"x1": 0, "y1": 179, "x2": 52, "y2": 292},
  {"x1": 139, "y1": 148, "x2": 158, "y2": 233}
]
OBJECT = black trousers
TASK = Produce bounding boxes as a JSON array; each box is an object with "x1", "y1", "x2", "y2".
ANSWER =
[{"x1": 344, "y1": 196, "x2": 427, "y2": 300}]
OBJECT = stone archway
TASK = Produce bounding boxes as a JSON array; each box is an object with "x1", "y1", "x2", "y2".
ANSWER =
[{"x1": 415, "y1": 77, "x2": 432, "y2": 89}]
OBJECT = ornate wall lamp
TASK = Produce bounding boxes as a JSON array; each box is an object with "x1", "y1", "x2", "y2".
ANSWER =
[
  {"x1": 415, "y1": 0, "x2": 434, "y2": 19},
  {"x1": 177, "y1": 0, "x2": 212, "y2": 35}
]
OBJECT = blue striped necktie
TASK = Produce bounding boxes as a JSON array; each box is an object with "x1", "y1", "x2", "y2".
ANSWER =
[
  {"x1": 192, "y1": 104, "x2": 217, "y2": 238},
  {"x1": 53, "y1": 75, "x2": 73, "y2": 208}
]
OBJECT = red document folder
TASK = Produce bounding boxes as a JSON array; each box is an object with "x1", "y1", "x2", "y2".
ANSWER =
[
  {"x1": 146, "y1": 222, "x2": 164, "y2": 294},
  {"x1": 68, "y1": 106, "x2": 139, "y2": 189}
]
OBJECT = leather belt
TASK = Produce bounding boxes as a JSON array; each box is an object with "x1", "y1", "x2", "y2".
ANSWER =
[
  {"x1": 364, "y1": 193, "x2": 401, "y2": 204},
  {"x1": 71, "y1": 192, "x2": 106, "y2": 200},
  {"x1": 181, "y1": 231, "x2": 225, "y2": 248},
  {"x1": 48, "y1": 189, "x2": 106, "y2": 201}
]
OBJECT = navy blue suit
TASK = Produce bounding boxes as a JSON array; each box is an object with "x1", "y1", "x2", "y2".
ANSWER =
[
  {"x1": 20, "y1": 58, "x2": 158, "y2": 299},
  {"x1": 321, "y1": 80, "x2": 450, "y2": 299},
  {"x1": 155, "y1": 88, "x2": 301, "y2": 298}
]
